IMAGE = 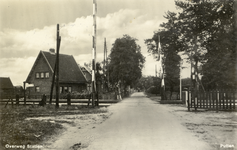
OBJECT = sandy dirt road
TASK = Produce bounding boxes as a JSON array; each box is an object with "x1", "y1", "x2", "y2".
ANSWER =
[{"x1": 79, "y1": 92, "x2": 212, "y2": 150}]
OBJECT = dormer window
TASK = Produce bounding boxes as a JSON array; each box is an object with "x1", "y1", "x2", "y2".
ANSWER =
[
  {"x1": 36, "y1": 72, "x2": 49, "y2": 79},
  {"x1": 45, "y1": 72, "x2": 49, "y2": 78},
  {"x1": 36, "y1": 73, "x2": 40, "y2": 79},
  {"x1": 41, "y1": 73, "x2": 44, "y2": 78}
]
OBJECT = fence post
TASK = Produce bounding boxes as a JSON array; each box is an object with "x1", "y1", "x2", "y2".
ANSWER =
[
  {"x1": 200, "y1": 92, "x2": 202, "y2": 109},
  {"x1": 223, "y1": 92, "x2": 225, "y2": 110},
  {"x1": 185, "y1": 91, "x2": 188, "y2": 107},
  {"x1": 216, "y1": 90, "x2": 219, "y2": 112},
  {"x1": 188, "y1": 90, "x2": 190, "y2": 111},
  {"x1": 208, "y1": 91, "x2": 210, "y2": 109},
  {"x1": 233, "y1": 90, "x2": 236, "y2": 110},
  {"x1": 219, "y1": 90, "x2": 221, "y2": 110},
  {"x1": 190, "y1": 90, "x2": 193, "y2": 108},
  {"x1": 195, "y1": 97, "x2": 197, "y2": 111},
  {"x1": 23, "y1": 81, "x2": 26, "y2": 106},
  {"x1": 230, "y1": 90, "x2": 232, "y2": 110},
  {"x1": 182, "y1": 91, "x2": 185, "y2": 105},
  {"x1": 226, "y1": 92, "x2": 228, "y2": 110},
  {"x1": 210, "y1": 91, "x2": 213, "y2": 109}
]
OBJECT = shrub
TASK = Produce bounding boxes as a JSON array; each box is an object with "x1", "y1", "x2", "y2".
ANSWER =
[{"x1": 147, "y1": 86, "x2": 160, "y2": 94}]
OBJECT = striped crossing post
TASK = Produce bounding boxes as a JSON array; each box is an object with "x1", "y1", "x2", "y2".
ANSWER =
[{"x1": 92, "y1": 0, "x2": 97, "y2": 106}]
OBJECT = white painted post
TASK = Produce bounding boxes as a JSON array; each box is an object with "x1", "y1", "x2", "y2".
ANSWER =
[{"x1": 92, "y1": 0, "x2": 97, "y2": 106}]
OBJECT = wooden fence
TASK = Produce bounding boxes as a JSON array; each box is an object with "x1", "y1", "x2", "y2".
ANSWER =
[
  {"x1": 185, "y1": 90, "x2": 237, "y2": 111},
  {"x1": 0, "y1": 93, "x2": 119, "y2": 107}
]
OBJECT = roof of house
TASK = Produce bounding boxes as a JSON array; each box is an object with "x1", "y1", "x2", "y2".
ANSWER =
[
  {"x1": 80, "y1": 65, "x2": 91, "y2": 74},
  {"x1": 26, "y1": 51, "x2": 88, "y2": 84},
  {"x1": 79, "y1": 65, "x2": 92, "y2": 82},
  {"x1": 0, "y1": 77, "x2": 14, "y2": 89}
]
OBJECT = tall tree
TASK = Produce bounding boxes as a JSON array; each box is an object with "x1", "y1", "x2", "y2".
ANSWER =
[
  {"x1": 201, "y1": 0, "x2": 236, "y2": 89},
  {"x1": 175, "y1": 0, "x2": 236, "y2": 89},
  {"x1": 175, "y1": 0, "x2": 215, "y2": 92},
  {"x1": 108, "y1": 35, "x2": 145, "y2": 96},
  {"x1": 145, "y1": 11, "x2": 181, "y2": 99}
]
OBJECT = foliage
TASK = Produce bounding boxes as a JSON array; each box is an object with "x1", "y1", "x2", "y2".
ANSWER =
[
  {"x1": 146, "y1": 0, "x2": 236, "y2": 90},
  {"x1": 145, "y1": 11, "x2": 181, "y2": 95},
  {"x1": 200, "y1": 0, "x2": 236, "y2": 89},
  {"x1": 0, "y1": 105, "x2": 108, "y2": 148},
  {"x1": 60, "y1": 90, "x2": 91, "y2": 99},
  {"x1": 174, "y1": 0, "x2": 236, "y2": 89},
  {"x1": 84, "y1": 62, "x2": 92, "y2": 69},
  {"x1": 108, "y1": 35, "x2": 145, "y2": 88},
  {"x1": 95, "y1": 62, "x2": 103, "y2": 85},
  {"x1": 147, "y1": 86, "x2": 160, "y2": 95},
  {"x1": 134, "y1": 76, "x2": 161, "y2": 94},
  {"x1": 0, "y1": 107, "x2": 63, "y2": 147}
]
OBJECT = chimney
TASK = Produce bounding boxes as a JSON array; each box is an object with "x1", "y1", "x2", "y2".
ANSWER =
[{"x1": 49, "y1": 48, "x2": 55, "y2": 54}]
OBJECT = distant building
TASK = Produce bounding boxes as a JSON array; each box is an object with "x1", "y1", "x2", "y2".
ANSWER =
[
  {"x1": 0, "y1": 77, "x2": 14, "y2": 99},
  {"x1": 25, "y1": 49, "x2": 89, "y2": 97}
]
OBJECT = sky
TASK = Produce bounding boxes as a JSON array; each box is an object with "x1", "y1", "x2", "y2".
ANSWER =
[{"x1": 0, "y1": 0, "x2": 191, "y2": 86}]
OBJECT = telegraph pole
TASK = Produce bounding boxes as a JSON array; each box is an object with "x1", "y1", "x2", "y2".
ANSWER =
[
  {"x1": 158, "y1": 35, "x2": 166, "y2": 100},
  {"x1": 103, "y1": 38, "x2": 107, "y2": 92},
  {"x1": 92, "y1": 0, "x2": 97, "y2": 106},
  {"x1": 180, "y1": 61, "x2": 182, "y2": 101},
  {"x1": 106, "y1": 42, "x2": 110, "y2": 92},
  {"x1": 49, "y1": 59, "x2": 56, "y2": 104},
  {"x1": 55, "y1": 24, "x2": 61, "y2": 108},
  {"x1": 191, "y1": 35, "x2": 199, "y2": 111}
]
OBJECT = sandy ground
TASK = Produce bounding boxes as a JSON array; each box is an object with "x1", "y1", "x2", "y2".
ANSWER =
[
  {"x1": 149, "y1": 95, "x2": 237, "y2": 150},
  {"x1": 26, "y1": 93, "x2": 236, "y2": 150},
  {"x1": 163, "y1": 104, "x2": 237, "y2": 150},
  {"x1": 26, "y1": 108, "x2": 111, "y2": 150}
]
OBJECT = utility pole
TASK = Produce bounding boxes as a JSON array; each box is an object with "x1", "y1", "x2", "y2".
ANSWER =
[
  {"x1": 105, "y1": 39, "x2": 109, "y2": 92},
  {"x1": 191, "y1": 35, "x2": 199, "y2": 111},
  {"x1": 92, "y1": 0, "x2": 97, "y2": 107},
  {"x1": 55, "y1": 24, "x2": 61, "y2": 108},
  {"x1": 103, "y1": 38, "x2": 107, "y2": 92},
  {"x1": 158, "y1": 35, "x2": 166, "y2": 100},
  {"x1": 180, "y1": 60, "x2": 182, "y2": 101},
  {"x1": 49, "y1": 62, "x2": 56, "y2": 104}
]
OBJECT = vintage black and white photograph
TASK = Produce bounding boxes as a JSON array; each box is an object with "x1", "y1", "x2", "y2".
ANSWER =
[{"x1": 0, "y1": 0, "x2": 236, "y2": 149}]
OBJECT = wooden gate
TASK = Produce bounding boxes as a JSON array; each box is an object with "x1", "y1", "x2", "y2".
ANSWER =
[{"x1": 187, "y1": 90, "x2": 236, "y2": 111}]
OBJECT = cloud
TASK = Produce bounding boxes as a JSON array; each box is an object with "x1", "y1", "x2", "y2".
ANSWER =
[
  {"x1": 0, "y1": 27, "x2": 55, "y2": 58},
  {"x1": 1, "y1": 8, "x2": 163, "y2": 57},
  {"x1": 0, "y1": 57, "x2": 36, "y2": 86},
  {"x1": 1, "y1": 8, "x2": 168, "y2": 85}
]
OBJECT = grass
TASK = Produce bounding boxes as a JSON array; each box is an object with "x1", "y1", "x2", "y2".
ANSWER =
[{"x1": 0, "y1": 104, "x2": 108, "y2": 149}]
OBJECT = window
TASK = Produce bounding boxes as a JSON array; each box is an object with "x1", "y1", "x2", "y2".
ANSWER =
[
  {"x1": 36, "y1": 73, "x2": 40, "y2": 79},
  {"x1": 45, "y1": 72, "x2": 49, "y2": 78},
  {"x1": 60, "y1": 86, "x2": 72, "y2": 93},
  {"x1": 64, "y1": 87, "x2": 68, "y2": 92},
  {"x1": 60, "y1": 87, "x2": 63, "y2": 93},
  {"x1": 35, "y1": 86, "x2": 40, "y2": 92},
  {"x1": 68, "y1": 87, "x2": 72, "y2": 93},
  {"x1": 36, "y1": 72, "x2": 49, "y2": 79},
  {"x1": 41, "y1": 72, "x2": 44, "y2": 78}
]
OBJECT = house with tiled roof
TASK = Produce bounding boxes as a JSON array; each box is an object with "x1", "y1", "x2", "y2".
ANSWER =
[
  {"x1": 25, "y1": 49, "x2": 89, "y2": 97},
  {"x1": 0, "y1": 77, "x2": 14, "y2": 99}
]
